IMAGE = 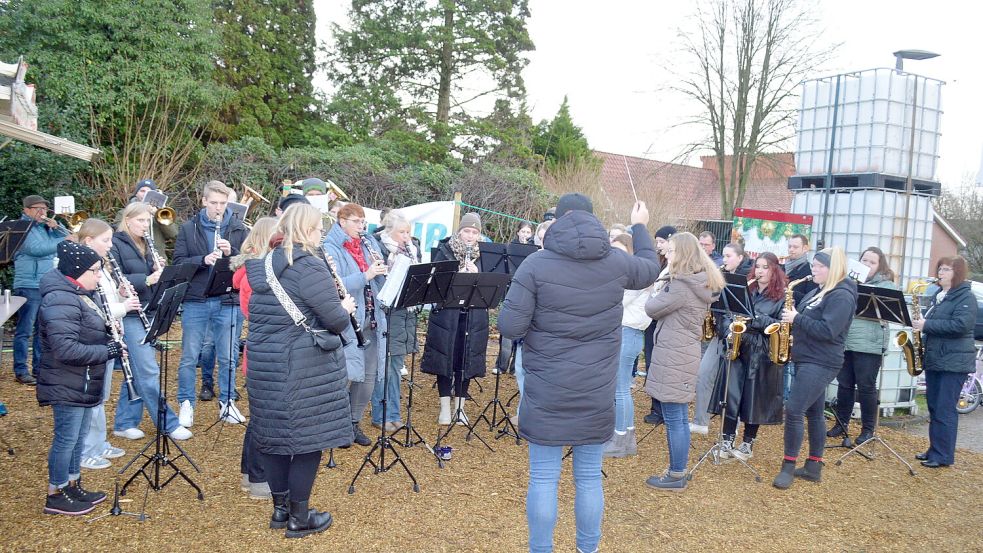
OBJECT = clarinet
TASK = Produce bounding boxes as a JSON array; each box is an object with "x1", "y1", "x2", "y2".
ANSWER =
[
  {"x1": 144, "y1": 230, "x2": 166, "y2": 270},
  {"x1": 95, "y1": 284, "x2": 141, "y2": 401},
  {"x1": 320, "y1": 246, "x2": 370, "y2": 349},
  {"x1": 212, "y1": 215, "x2": 222, "y2": 256},
  {"x1": 105, "y1": 254, "x2": 152, "y2": 332}
]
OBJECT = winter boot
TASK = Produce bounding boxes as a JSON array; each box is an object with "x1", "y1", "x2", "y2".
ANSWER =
[
  {"x1": 624, "y1": 428, "x2": 638, "y2": 457},
  {"x1": 438, "y1": 396, "x2": 452, "y2": 425},
  {"x1": 602, "y1": 432, "x2": 626, "y2": 458},
  {"x1": 793, "y1": 458, "x2": 823, "y2": 482},
  {"x1": 772, "y1": 459, "x2": 797, "y2": 489},
  {"x1": 270, "y1": 492, "x2": 289, "y2": 529},
  {"x1": 285, "y1": 500, "x2": 332, "y2": 539}
]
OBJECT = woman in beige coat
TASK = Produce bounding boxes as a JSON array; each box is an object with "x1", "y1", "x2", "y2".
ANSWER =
[{"x1": 644, "y1": 232, "x2": 724, "y2": 491}]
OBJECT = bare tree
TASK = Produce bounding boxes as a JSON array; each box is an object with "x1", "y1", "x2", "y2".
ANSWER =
[
  {"x1": 934, "y1": 180, "x2": 983, "y2": 276},
  {"x1": 673, "y1": 0, "x2": 833, "y2": 219}
]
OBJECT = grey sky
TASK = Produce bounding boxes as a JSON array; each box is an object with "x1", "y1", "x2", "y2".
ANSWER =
[{"x1": 313, "y1": 0, "x2": 982, "y2": 188}]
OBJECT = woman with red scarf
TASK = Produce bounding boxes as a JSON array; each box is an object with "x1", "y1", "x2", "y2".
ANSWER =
[{"x1": 322, "y1": 203, "x2": 388, "y2": 447}]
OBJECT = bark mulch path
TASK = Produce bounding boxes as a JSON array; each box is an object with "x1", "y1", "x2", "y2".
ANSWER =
[{"x1": 1, "y1": 346, "x2": 981, "y2": 552}]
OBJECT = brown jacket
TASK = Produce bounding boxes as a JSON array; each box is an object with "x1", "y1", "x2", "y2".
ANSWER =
[{"x1": 644, "y1": 272, "x2": 716, "y2": 403}]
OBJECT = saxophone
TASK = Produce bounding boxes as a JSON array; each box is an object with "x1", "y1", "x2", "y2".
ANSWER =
[
  {"x1": 764, "y1": 276, "x2": 813, "y2": 365},
  {"x1": 701, "y1": 308, "x2": 716, "y2": 341},
  {"x1": 895, "y1": 280, "x2": 934, "y2": 377},
  {"x1": 725, "y1": 316, "x2": 749, "y2": 361}
]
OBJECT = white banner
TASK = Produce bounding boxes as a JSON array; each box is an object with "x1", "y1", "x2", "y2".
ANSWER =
[{"x1": 364, "y1": 201, "x2": 455, "y2": 262}]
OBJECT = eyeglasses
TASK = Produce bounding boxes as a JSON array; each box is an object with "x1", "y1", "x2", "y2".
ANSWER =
[
  {"x1": 342, "y1": 218, "x2": 366, "y2": 226},
  {"x1": 938, "y1": 266, "x2": 953, "y2": 273},
  {"x1": 88, "y1": 267, "x2": 102, "y2": 274}
]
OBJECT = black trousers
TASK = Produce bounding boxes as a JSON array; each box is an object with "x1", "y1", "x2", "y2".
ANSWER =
[
  {"x1": 240, "y1": 422, "x2": 266, "y2": 483},
  {"x1": 925, "y1": 370, "x2": 968, "y2": 465},
  {"x1": 834, "y1": 350, "x2": 882, "y2": 434},
  {"x1": 257, "y1": 450, "x2": 323, "y2": 502}
]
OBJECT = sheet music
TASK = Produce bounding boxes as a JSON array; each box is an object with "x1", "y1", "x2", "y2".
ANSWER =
[
  {"x1": 847, "y1": 259, "x2": 871, "y2": 283},
  {"x1": 378, "y1": 255, "x2": 411, "y2": 308}
]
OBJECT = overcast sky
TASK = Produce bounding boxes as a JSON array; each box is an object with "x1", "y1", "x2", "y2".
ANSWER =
[{"x1": 312, "y1": 0, "x2": 982, "y2": 188}]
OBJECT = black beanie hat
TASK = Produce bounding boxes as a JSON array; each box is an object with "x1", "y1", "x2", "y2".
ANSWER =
[
  {"x1": 278, "y1": 194, "x2": 311, "y2": 212},
  {"x1": 654, "y1": 225, "x2": 677, "y2": 240},
  {"x1": 134, "y1": 179, "x2": 157, "y2": 195},
  {"x1": 57, "y1": 241, "x2": 102, "y2": 280},
  {"x1": 555, "y1": 193, "x2": 594, "y2": 218}
]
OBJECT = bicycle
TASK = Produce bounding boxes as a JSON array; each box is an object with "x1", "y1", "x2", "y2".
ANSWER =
[{"x1": 956, "y1": 346, "x2": 983, "y2": 415}]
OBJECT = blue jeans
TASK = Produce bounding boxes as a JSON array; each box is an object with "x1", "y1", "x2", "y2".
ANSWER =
[
  {"x1": 371, "y1": 355, "x2": 403, "y2": 424},
  {"x1": 616, "y1": 327, "x2": 643, "y2": 432},
  {"x1": 198, "y1": 325, "x2": 215, "y2": 389},
  {"x1": 177, "y1": 299, "x2": 240, "y2": 405},
  {"x1": 13, "y1": 287, "x2": 42, "y2": 377},
  {"x1": 114, "y1": 316, "x2": 181, "y2": 433},
  {"x1": 661, "y1": 402, "x2": 690, "y2": 473},
  {"x1": 925, "y1": 370, "x2": 968, "y2": 465},
  {"x1": 48, "y1": 404, "x2": 92, "y2": 487},
  {"x1": 82, "y1": 362, "x2": 114, "y2": 459},
  {"x1": 527, "y1": 442, "x2": 604, "y2": 553},
  {"x1": 783, "y1": 362, "x2": 797, "y2": 403}
]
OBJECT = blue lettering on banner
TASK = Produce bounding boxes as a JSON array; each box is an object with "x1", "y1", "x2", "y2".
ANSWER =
[{"x1": 415, "y1": 222, "x2": 448, "y2": 251}]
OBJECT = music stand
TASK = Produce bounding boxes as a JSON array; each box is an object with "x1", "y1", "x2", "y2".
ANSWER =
[
  {"x1": 835, "y1": 285, "x2": 916, "y2": 476},
  {"x1": 477, "y1": 242, "x2": 508, "y2": 274},
  {"x1": 393, "y1": 261, "x2": 458, "y2": 454},
  {"x1": 119, "y1": 283, "x2": 204, "y2": 502},
  {"x1": 203, "y1": 257, "x2": 244, "y2": 429},
  {"x1": 0, "y1": 220, "x2": 31, "y2": 265},
  {"x1": 689, "y1": 275, "x2": 762, "y2": 482},
  {"x1": 433, "y1": 272, "x2": 510, "y2": 465},
  {"x1": 347, "y1": 261, "x2": 455, "y2": 493}
]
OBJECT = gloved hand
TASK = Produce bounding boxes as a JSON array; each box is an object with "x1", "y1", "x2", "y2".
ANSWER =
[{"x1": 107, "y1": 340, "x2": 126, "y2": 360}]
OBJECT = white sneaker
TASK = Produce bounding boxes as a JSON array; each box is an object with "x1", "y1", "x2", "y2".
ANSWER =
[
  {"x1": 689, "y1": 423, "x2": 709, "y2": 435},
  {"x1": 220, "y1": 401, "x2": 244, "y2": 424},
  {"x1": 100, "y1": 446, "x2": 125, "y2": 459},
  {"x1": 169, "y1": 426, "x2": 193, "y2": 440},
  {"x1": 731, "y1": 441, "x2": 754, "y2": 461},
  {"x1": 400, "y1": 364, "x2": 408, "y2": 376},
  {"x1": 179, "y1": 400, "x2": 194, "y2": 428},
  {"x1": 81, "y1": 456, "x2": 111, "y2": 470},
  {"x1": 112, "y1": 428, "x2": 145, "y2": 440}
]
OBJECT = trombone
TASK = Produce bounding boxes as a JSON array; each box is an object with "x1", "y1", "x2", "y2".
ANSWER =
[{"x1": 41, "y1": 209, "x2": 88, "y2": 234}]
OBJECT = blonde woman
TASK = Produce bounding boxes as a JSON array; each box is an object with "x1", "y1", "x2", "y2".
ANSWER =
[
  {"x1": 773, "y1": 246, "x2": 857, "y2": 489},
  {"x1": 230, "y1": 216, "x2": 278, "y2": 499},
  {"x1": 111, "y1": 203, "x2": 192, "y2": 442},
  {"x1": 643, "y1": 232, "x2": 725, "y2": 491},
  {"x1": 244, "y1": 204, "x2": 355, "y2": 537}
]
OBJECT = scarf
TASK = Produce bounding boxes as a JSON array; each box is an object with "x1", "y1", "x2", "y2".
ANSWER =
[
  {"x1": 380, "y1": 233, "x2": 418, "y2": 265},
  {"x1": 343, "y1": 237, "x2": 369, "y2": 272},
  {"x1": 784, "y1": 250, "x2": 813, "y2": 275},
  {"x1": 449, "y1": 236, "x2": 479, "y2": 270}
]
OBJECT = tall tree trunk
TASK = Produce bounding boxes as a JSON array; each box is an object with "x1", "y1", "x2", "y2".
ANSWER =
[{"x1": 435, "y1": 0, "x2": 455, "y2": 142}]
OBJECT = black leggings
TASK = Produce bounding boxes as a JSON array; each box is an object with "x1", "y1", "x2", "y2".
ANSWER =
[
  {"x1": 783, "y1": 363, "x2": 839, "y2": 460},
  {"x1": 437, "y1": 374, "x2": 471, "y2": 398},
  {"x1": 257, "y1": 450, "x2": 322, "y2": 502},
  {"x1": 835, "y1": 350, "x2": 881, "y2": 433},
  {"x1": 722, "y1": 416, "x2": 759, "y2": 444}
]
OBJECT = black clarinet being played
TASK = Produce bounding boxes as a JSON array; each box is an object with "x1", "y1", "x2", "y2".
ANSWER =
[
  {"x1": 320, "y1": 246, "x2": 370, "y2": 349},
  {"x1": 95, "y1": 284, "x2": 141, "y2": 401}
]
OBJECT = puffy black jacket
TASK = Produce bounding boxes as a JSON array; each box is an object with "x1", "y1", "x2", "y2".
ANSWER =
[
  {"x1": 791, "y1": 278, "x2": 858, "y2": 369},
  {"x1": 420, "y1": 237, "x2": 489, "y2": 380},
  {"x1": 110, "y1": 231, "x2": 156, "y2": 310},
  {"x1": 172, "y1": 210, "x2": 248, "y2": 303},
  {"x1": 245, "y1": 246, "x2": 354, "y2": 455},
  {"x1": 498, "y1": 213, "x2": 661, "y2": 446},
  {"x1": 922, "y1": 281, "x2": 977, "y2": 374},
  {"x1": 36, "y1": 271, "x2": 112, "y2": 407}
]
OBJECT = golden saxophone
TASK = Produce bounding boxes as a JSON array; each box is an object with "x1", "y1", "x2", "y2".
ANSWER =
[
  {"x1": 726, "y1": 316, "x2": 749, "y2": 361},
  {"x1": 895, "y1": 279, "x2": 934, "y2": 377},
  {"x1": 764, "y1": 276, "x2": 813, "y2": 365},
  {"x1": 702, "y1": 308, "x2": 716, "y2": 341}
]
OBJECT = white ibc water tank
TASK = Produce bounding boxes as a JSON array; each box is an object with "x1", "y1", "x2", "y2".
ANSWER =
[
  {"x1": 791, "y1": 189, "x2": 933, "y2": 290},
  {"x1": 796, "y1": 68, "x2": 943, "y2": 181}
]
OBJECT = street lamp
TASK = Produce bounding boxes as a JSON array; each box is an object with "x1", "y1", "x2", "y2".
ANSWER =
[{"x1": 893, "y1": 49, "x2": 940, "y2": 71}]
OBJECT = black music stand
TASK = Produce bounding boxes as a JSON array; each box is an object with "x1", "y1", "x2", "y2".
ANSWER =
[
  {"x1": 393, "y1": 261, "x2": 458, "y2": 454},
  {"x1": 433, "y1": 272, "x2": 510, "y2": 466},
  {"x1": 835, "y1": 285, "x2": 916, "y2": 476},
  {"x1": 203, "y1": 257, "x2": 244, "y2": 430},
  {"x1": 0, "y1": 220, "x2": 31, "y2": 265},
  {"x1": 120, "y1": 283, "x2": 204, "y2": 503},
  {"x1": 689, "y1": 276, "x2": 762, "y2": 482},
  {"x1": 347, "y1": 261, "x2": 455, "y2": 493}
]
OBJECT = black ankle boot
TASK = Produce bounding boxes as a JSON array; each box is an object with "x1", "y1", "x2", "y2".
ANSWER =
[
  {"x1": 772, "y1": 460, "x2": 796, "y2": 490},
  {"x1": 793, "y1": 459, "x2": 823, "y2": 482},
  {"x1": 352, "y1": 423, "x2": 371, "y2": 446},
  {"x1": 286, "y1": 500, "x2": 332, "y2": 538},
  {"x1": 270, "y1": 492, "x2": 289, "y2": 529},
  {"x1": 826, "y1": 424, "x2": 845, "y2": 438},
  {"x1": 65, "y1": 479, "x2": 106, "y2": 505}
]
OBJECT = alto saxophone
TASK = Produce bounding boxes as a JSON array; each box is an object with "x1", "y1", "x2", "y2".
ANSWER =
[
  {"x1": 702, "y1": 308, "x2": 716, "y2": 342},
  {"x1": 895, "y1": 279, "x2": 934, "y2": 377},
  {"x1": 764, "y1": 276, "x2": 813, "y2": 365},
  {"x1": 726, "y1": 316, "x2": 749, "y2": 361}
]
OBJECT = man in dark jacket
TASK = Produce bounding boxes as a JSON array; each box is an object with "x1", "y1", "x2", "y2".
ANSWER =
[
  {"x1": 39, "y1": 241, "x2": 124, "y2": 515},
  {"x1": 783, "y1": 233, "x2": 818, "y2": 301},
  {"x1": 498, "y1": 194, "x2": 660, "y2": 553},
  {"x1": 172, "y1": 181, "x2": 248, "y2": 427}
]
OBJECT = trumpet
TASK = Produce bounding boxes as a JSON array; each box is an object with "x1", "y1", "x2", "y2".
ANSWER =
[
  {"x1": 41, "y1": 210, "x2": 87, "y2": 234},
  {"x1": 155, "y1": 206, "x2": 176, "y2": 226}
]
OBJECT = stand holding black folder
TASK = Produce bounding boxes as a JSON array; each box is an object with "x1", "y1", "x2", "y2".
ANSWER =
[
  {"x1": 0, "y1": 219, "x2": 31, "y2": 456},
  {"x1": 834, "y1": 285, "x2": 917, "y2": 476},
  {"x1": 688, "y1": 273, "x2": 762, "y2": 483},
  {"x1": 347, "y1": 260, "x2": 456, "y2": 493},
  {"x1": 433, "y1": 271, "x2": 510, "y2": 466}
]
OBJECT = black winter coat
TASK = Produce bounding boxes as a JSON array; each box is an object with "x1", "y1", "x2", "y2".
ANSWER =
[
  {"x1": 785, "y1": 257, "x2": 819, "y2": 304},
  {"x1": 791, "y1": 278, "x2": 858, "y2": 369},
  {"x1": 373, "y1": 230, "x2": 422, "y2": 357},
  {"x1": 710, "y1": 288, "x2": 785, "y2": 425},
  {"x1": 245, "y1": 247, "x2": 354, "y2": 455},
  {"x1": 36, "y1": 271, "x2": 112, "y2": 407},
  {"x1": 110, "y1": 231, "x2": 156, "y2": 312},
  {"x1": 421, "y1": 238, "x2": 489, "y2": 380},
  {"x1": 172, "y1": 210, "x2": 248, "y2": 304},
  {"x1": 498, "y1": 215, "x2": 661, "y2": 446},
  {"x1": 922, "y1": 281, "x2": 977, "y2": 374}
]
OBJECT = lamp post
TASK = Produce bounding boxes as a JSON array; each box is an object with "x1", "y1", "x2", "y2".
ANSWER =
[{"x1": 894, "y1": 49, "x2": 939, "y2": 288}]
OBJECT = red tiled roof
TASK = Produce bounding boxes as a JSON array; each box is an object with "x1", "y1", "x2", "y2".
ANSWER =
[{"x1": 595, "y1": 150, "x2": 796, "y2": 222}]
